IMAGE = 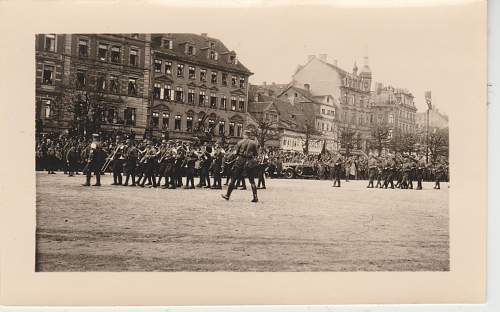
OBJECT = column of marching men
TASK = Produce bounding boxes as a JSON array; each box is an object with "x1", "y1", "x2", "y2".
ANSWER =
[
  {"x1": 36, "y1": 132, "x2": 448, "y2": 192},
  {"x1": 35, "y1": 133, "x2": 269, "y2": 194}
]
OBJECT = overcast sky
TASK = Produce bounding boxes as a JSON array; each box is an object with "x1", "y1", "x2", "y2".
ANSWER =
[
  {"x1": 158, "y1": 1, "x2": 483, "y2": 115},
  {"x1": 59, "y1": 0, "x2": 483, "y2": 115}
]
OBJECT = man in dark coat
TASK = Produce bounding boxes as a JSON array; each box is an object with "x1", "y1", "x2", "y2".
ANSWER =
[
  {"x1": 221, "y1": 130, "x2": 259, "y2": 202},
  {"x1": 82, "y1": 134, "x2": 106, "y2": 186}
]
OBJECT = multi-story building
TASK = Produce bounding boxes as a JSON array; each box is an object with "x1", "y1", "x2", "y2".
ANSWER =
[
  {"x1": 248, "y1": 85, "x2": 336, "y2": 154},
  {"x1": 35, "y1": 33, "x2": 151, "y2": 135},
  {"x1": 148, "y1": 33, "x2": 253, "y2": 143},
  {"x1": 290, "y1": 54, "x2": 373, "y2": 152},
  {"x1": 370, "y1": 83, "x2": 417, "y2": 135}
]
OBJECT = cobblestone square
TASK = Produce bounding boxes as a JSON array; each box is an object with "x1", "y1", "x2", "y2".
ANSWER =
[{"x1": 35, "y1": 172, "x2": 449, "y2": 271}]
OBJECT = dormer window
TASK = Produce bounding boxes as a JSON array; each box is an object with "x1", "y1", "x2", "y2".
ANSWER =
[
  {"x1": 209, "y1": 41, "x2": 215, "y2": 49},
  {"x1": 229, "y1": 54, "x2": 236, "y2": 64},
  {"x1": 209, "y1": 50, "x2": 218, "y2": 60},
  {"x1": 186, "y1": 45, "x2": 195, "y2": 55},
  {"x1": 163, "y1": 39, "x2": 173, "y2": 49}
]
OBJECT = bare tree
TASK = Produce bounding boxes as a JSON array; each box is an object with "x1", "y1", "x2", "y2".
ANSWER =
[
  {"x1": 428, "y1": 127, "x2": 449, "y2": 162},
  {"x1": 249, "y1": 119, "x2": 280, "y2": 149},
  {"x1": 369, "y1": 124, "x2": 391, "y2": 155},
  {"x1": 390, "y1": 129, "x2": 418, "y2": 155},
  {"x1": 52, "y1": 74, "x2": 107, "y2": 138},
  {"x1": 301, "y1": 117, "x2": 320, "y2": 155},
  {"x1": 339, "y1": 126, "x2": 356, "y2": 157}
]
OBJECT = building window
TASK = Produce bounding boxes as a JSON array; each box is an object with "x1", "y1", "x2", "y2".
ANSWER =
[
  {"x1": 111, "y1": 46, "x2": 121, "y2": 63},
  {"x1": 231, "y1": 76, "x2": 237, "y2": 87},
  {"x1": 239, "y1": 77, "x2": 245, "y2": 89},
  {"x1": 165, "y1": 61, "x2": 172, "y2": 74},
  {"x1": 211, "y1": 71, "x2": 217, "y2": 84},
  {"x1": 98, "y1": 44, "x2": 108, "y2": 61},
  {"x1": 229, "y1": 122, "x2": 235, "y2": 136},
  {"x1": 208, "y1": 118, "x2": 215, "y2": 130},
  {"x1": 175, "y1": 87, "x2": 184, "y2": 102},
  {"x1": 128, "y1": 78, "x2": 137, "y2": 95},
  {"x1": 153, "y1": 83, "x2": 161, "y2": 99},
  {"x1": 388, "y1": 113, "x2": 394, "y2": 124},
  {"x1": 186, "y1": 115, "x2": 193, "y2": 131},
  {"x1": 188, "y1": 66, "x2": 196, "y2": 80},
  {"x1": 164, "y1": 85, "x2": 172, "y2": 101},
  {"x1": 321, "y1": 108, "x2": 325, "y2": 114},
  {"x1": 174, "y1": 114, "x2": 181, "y2": 130},
  {"x1": 220, "y1": 96, "x2": 227, "y2": 110},
  {"x1": 163, "y1": 39, "x2": 173, "y2": 49},
  {"x1": 44, "y1": 34, "x2": 56, "y2": 52},
  {"x1": 151, "y1": 112, "x2": 159, "y2": 128},
  {"x1": 210, "y1": 93, "x2": 217, "y2": 108},
  {"x1": 230, "y1": 97, "x2": 237, "y2": 111},
  {"x1": 209, "y1": 41, "x2": 215, "y2": 49},
  {"x1": 78, "y1": 38, "x2": 88, "y2": 57},
  {"x1": 209, "y1": 50, "x2": 218, "y2": 60},
  {"x1": 236, "y1": 123, "x2": 243, "y2": 137},
  {"x1": 200, "y1": 69, "x2": 206, "y2": 82},
  {"x1": 154, "y1": 59, "x2": 162, "y2": 73},
  {"x1": 76, "y1": 70, "x2": 86, "y2": 89},
  {"x1": 129, "y1": 49, "x2": 139, "y2": 66},
  {"x1": 96, "y1": 74, "x2": 106, "y2": 92},
  {"x1": 162, "y1": 112, "x2": 170, "y2": 129},
  {"x1": 177, "y1": 64, "x2": 184, "y2": 77},
  {"x1": 222, "y1": 73, "x2": 228, "y2": 86},
  {"x1": 110, "y1": 75, "x2": 119, "y2": 94},
  {"x1": 199, "y1": 91, "x2": 206, "y2": 106},
  {"x1": 188, "y1": 89, "x2": 195, "y2": 105},
  {"x1": 219, "y1": 121, "x2": 225, "y2": 136},
  {"x1": 124, "y1": 108, "x2": 136, "y2": 126},
  {"x1": 42, "y1": 99, "x2": 52, "y2": 118},
  {"x1": 42, "y1": 65, "x2": 54, "y2": 85},
  {"x1": 187, "y1": 45, "x2": 195, "y2": 55},
  {"x1": 104, "y1": 107, "x2": 117, "y2": 123},
  {"x1": 238, "y1": 98, "x2": 245, "y2": 111}
]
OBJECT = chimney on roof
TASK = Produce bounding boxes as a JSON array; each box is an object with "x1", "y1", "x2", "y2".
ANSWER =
[
  {"x1": 376, "y1": 82, "x2": 383, "y2": 94},
  {"x1": 307, "y1": 55, "x2": 315, "y2": 62},
  {"x1": 262, "y1": 81, "x2": 267, "y2": 86},
  {"x1": 201, "y1": 33, "x2": 208, "y2": 37},
  {"x1": 318, "y1": 54, "x2": 327, "y2": 61},
  {"x1": 333, "y1": 59, "x2": 338, "y2": 66},
  {"x1": 272, "y1": 82, "x2": 276, "y2": 86},
  {"x1": 304, "y1": 83, "x2": 310, "y2": 92}
]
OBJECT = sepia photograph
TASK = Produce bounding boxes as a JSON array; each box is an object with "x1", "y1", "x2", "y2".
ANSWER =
[
  {"x1": 0, "y1": 0, "x2": 489, "y2": 306},
  {"x1": 32, "y1": 6, "x2": 460, "y2": 273}
]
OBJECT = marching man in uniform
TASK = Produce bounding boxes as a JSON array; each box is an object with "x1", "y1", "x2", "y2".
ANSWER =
[
  {"x1": 221, "y1": 129, "x2": 259, "y2": 203},
  {"x1": 111, "y1": 135, "x2": 125, "y2": 186},
  {"x1": 82, "y1": 134, "x2": 106, "y2": 187}
]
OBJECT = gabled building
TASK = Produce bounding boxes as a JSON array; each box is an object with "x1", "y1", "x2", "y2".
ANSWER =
[
  {"x1": 248, "y1": 84, "x2": 337, "y2": 153},
  {"x1": 277, "y1": 84, "x2": 338, "y2": 148},
  {"x1": 148, "y1": 33, "x2": 253, "y2": 142},
  {"x1": 290, "y1": 54, "x2": 373, "y2": 151}
]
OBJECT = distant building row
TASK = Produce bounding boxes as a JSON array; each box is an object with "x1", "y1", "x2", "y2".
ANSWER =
[{"x1": 248, "y1": 54, "x2": 424, "y2": 154}]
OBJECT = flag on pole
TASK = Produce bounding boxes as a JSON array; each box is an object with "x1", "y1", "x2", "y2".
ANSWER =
[{"x1": 425, "y1": 91, "x2": 432, "y2": 109}]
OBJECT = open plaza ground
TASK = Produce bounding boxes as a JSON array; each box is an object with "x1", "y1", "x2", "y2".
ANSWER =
[{"x1": 35, "y1": 172, "x2": 449, "y2": 271}]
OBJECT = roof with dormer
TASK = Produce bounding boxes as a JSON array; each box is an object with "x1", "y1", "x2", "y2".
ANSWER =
[{"x1": 151, "y1": 33, "x2": 253, "y2": 76}]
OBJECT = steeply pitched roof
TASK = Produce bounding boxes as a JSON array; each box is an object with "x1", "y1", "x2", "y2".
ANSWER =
[{"x1": 151, "y1": 33, "x2": 252, "y2": 75}]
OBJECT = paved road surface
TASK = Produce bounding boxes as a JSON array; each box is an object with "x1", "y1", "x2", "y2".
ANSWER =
[{"x1": 36, "y1": 172, "x2": 449, "y2": 271}]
